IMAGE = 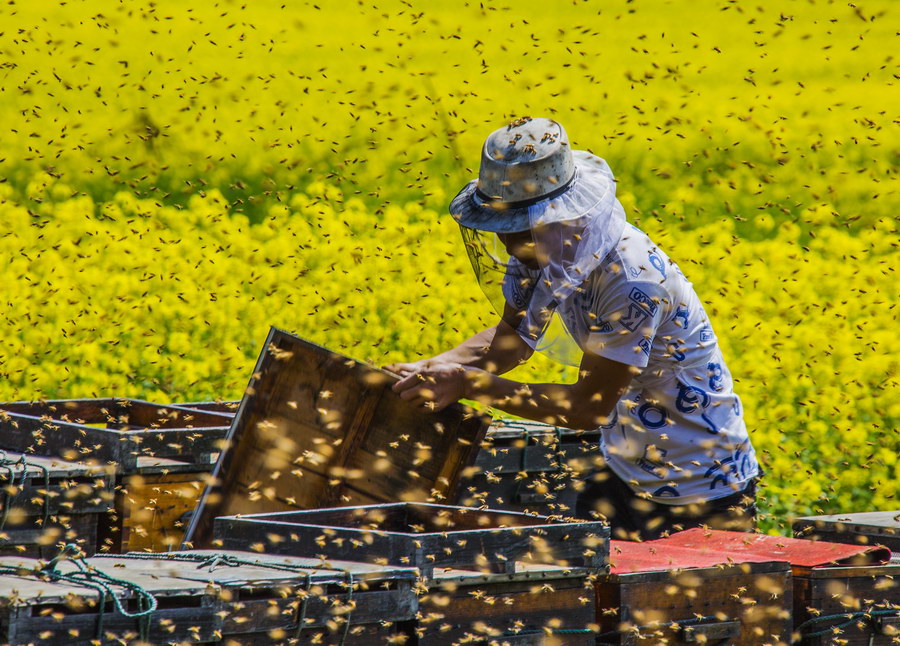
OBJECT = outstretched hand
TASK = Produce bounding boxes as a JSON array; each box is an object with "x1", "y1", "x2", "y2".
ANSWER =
[{"x1": 389, "y1": 361, "x2": 473, "y2": 412}]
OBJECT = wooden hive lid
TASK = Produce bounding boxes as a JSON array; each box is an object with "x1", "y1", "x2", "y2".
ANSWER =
[{"x1": 185, "y1": 327, "x2": 492, "y2": 547}]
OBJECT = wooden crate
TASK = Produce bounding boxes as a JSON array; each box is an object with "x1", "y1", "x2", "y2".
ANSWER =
[
  {"x1": 794, "y1": 512, "x2": 900, "y2": 552},
  {"x1": 213, "y1": 502, "x2": 609, "y2": 579},
  {"x1": 100, "y1": 457, "x2": 212, "y2": 553},
  {"x1": 0, "y1": 550, "x2": 418, "y2": 646},
  {"x1": 416, "y1": 564, "x2": 596, "y2": 645},
  {"x1": 185, "y1": 327, "x2": 491, "y2": 547},
  {"x1": 458, "y1": 418, "x2": 601, "y2": 518},
  {"x1": 597, "y1": 542, "x2": 793, "y2": 646},
  {"x1": 0, "y1": 451, "x2": 114, "y2": 557},
  {"x1": 793, "y1": 563, "x2": 900, "y2": 646},
  {"x1": 0, "y1": 398, "x2": 231, "y2": 469}
]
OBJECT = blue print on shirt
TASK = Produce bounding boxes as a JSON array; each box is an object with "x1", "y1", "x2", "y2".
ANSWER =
[
  {"x1": 672, "y1": 306, "x2": 689, "y2": 329},
  {"x1": 591, "y1": 319, "x2": 614, "y2": 334},
  {"x1": 676, "y1": 382, "x2": 720, "y2": 435},
  {"x1": 649, "y1": 252, "x2": 666, "y2": 278},
  {"x1": 675, "y1": 382, "x2": 711, "y2": 413},
  {"x1": 620, "y1": 303, "x2": 649, "y2": 332},
  {"x1": 637, "y1": 402, "x2": 669, "y2": 429},
  {"x1": 629, "y1": 287, "x2": 658, "y2": 314},
  {"x1": 700, "y1": 326, "x2": 714, "y2": 342},
  {"x1": 653, "y1": 485, "x2": 680, "y2": 498},
  {"x1": 705, "y1": 444, "x2": 750, "y2": 489},
  {"x1": 708, "y1": 362, "x2": 724, "y2": 392},
  {"x1": 637, "y1": 444, "x2": 668, "y2": 479},
  {"x1": 638, "y1": 338, "x2": 652, "y2": 355}
]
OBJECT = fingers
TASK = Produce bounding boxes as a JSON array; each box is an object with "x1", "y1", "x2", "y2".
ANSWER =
[
  {"x1": 384, "y1": 361, "x2": 432, "y2": 377},
  {"x1": 392, "y1": 371, "x2": 426, "y2": 394},
  {"x1": 384, "y1": 362, "x2": 417, "y2": 375}
]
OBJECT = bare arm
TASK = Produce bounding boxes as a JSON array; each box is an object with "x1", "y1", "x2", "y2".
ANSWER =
[
  {"x1": 386, "y1": 303, "x2": 533, "y2": 376},
  {"x1": 393, "y1": 350, "x2": 635, "y2": 431}
]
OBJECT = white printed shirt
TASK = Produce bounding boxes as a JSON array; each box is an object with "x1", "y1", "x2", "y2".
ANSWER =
[{"x1": 504, "y1": 224, "x2": 759, "y2": 504}]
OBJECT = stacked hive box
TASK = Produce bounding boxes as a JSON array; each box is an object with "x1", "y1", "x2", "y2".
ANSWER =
[
  {"x1": 213, "y1": 502, "x2": 608, "y2": 643},
  {"x1": 0, "y1": 451, "x2": 114, "y2": 557},
  {"x1": 661, "y1": 528, "x2": 900, "y2": 646},
  {"x1": 0, "y1": 550, "x2": 418, "y2": 645},
  {"x1": 598, "y1": 539, "x2": 794, "y2": 645},
  {"x1": 0, "y1": 398, "x2": 232, "y2": 553},
  {"x1": 458, "y1": 418, "x2": 601, "y2": 518}
]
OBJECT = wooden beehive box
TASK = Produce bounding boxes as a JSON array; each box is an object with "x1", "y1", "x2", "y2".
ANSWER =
[
  {"x1": 213, "y1": 502, "x2": 609, "y2": 579},
  {"x1": 0, "y1": 551, "x2": 419, "y2": 646},
  {"x1": 416, "y1": 563, "x2": 596, "y2": 645},
  {"x1": 0, "y1": 451, "x2": 114, "y2": 557},
  {"x1": 100, "y1": 456, "x2": 213, "y2": 554},
  {"x1": 184, "y1": 327, "x2": 492, "y2": 547},
  {"x1": 658, "y1": 528, "x2": 899, "y2": 646},
  {"x1": 794, "y1": 511, "x2": 900, "y2": 552},
  {"x1": 0, "y1": 398, "x2": 231, "y2": 469},
  {"x1": 792, "y1": 563, "x2": 900, "y2": 646},
  {"x1": 458, "y1": 418, "x2": 601, "y2": 518},
  {"x1": 597, "y1": 540, "x2": 794, "y2": 645}
]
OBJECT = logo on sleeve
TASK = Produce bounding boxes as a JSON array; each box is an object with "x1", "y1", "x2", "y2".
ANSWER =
[
  {"x1": 620, "y1": 303, "x2": 649, "y2": 332},
  {"x1": 629, "y1": 287, "x2": 658, "y2": 314},
  {"x1": 638, "y1": 338, "x2": 652, "y2": 355},
  {"x1": 591, "y1": 319, "x2": 614, "y2": 333}
]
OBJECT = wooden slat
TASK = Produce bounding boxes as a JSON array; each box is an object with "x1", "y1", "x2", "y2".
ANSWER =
[{"x1": 184, "y1": 328, "x2": 491, "y2": 547}]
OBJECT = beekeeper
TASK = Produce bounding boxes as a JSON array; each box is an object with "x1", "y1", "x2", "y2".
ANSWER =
[{"x1": 387, "y1": 117, "x2": 760, "y2": 540}]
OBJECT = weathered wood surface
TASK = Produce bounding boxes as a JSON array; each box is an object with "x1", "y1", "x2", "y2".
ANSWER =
[
  {"x1": 185, "y1": 327, "x2": 492, "y2": 548},
  {"x1": 213, "y1": 502, "x2": 609, "y2": 579},
  {"x1": 416, "y1": 564, "x2": 596, "y2": 645},
  {"x1": 794, "y1": 511, "x2": 900, "y2": 552},
  {"x1": 595, "y1": 561, "x2": 793, "y2": 645},
  {"x1": 793, "y1": 563, "x2": 900, "y2": 646},
  {"x1": 0, "y1": 398, "x2": 230, "y2": 469},
  {"x1": 0, "y1": 551, "x2": 418, "y2": 645}
]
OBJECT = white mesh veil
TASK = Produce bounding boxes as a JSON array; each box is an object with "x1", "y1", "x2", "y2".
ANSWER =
[{"x1": 452, "y1": 152, "x2": 627, "y2": 366}]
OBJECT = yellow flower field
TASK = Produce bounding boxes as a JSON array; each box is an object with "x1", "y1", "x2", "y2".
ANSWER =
[{"x1": 0, "y1": 0, "x2": 896, "y2": 531}]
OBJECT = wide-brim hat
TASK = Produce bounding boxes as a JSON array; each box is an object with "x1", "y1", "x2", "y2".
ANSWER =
[{"x1": 449, "y1": 117, "x2": 617, "y2": 233}]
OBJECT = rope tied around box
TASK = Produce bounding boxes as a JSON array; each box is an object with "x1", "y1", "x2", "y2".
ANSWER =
[
  {"x1": 0, "y1": 543, "x2": 158, "y2": 641},
  {"x1": 794, "y1": 608, "x2": 900, "y2": 639},
  {"x1": 0, "y1": 450, "x2": 51, "y2": 531}
]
